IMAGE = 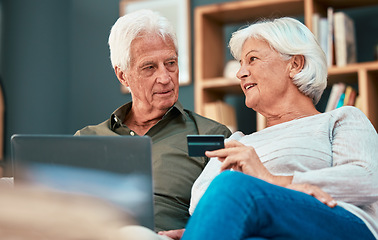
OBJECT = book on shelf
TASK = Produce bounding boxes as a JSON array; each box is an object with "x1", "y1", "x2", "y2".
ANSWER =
[
  {"x1": 346, "y1": 87, "x2": 357, "y2": 106},
  {"x1": 312, "y1": 9, "x2": 356, "y2": 67},
  {"x1": 354, "y1": 95, "x2": 362, "y2": 110},
  {"x1": 325, "y1": 82, "x2": 345, "y2": 112},
  {"x1": 312, "y1": 8, "x2": 334, "y2": 67},
  {"x1": 325, "y1": 83, "x2": 358, "y2": 112},
  {"x1": 318, "y1": 16, "x2": 329, "y2": 64},
  {"x1": 335, "y1": 92, "x2": 345, "y2": 109},
  {"x1": 327, "y1": 7, "x2": 334, "y2": 67},
  {"x1": 203, "y1": 100, "x2": 237, "y2": 133},
  {"x1": 343, "y1": 85, "x2": 357, "y2": 106},
  {"x1": 312, "y1": 13, "x2": 320, "y2": 44},
  {"x1": 333, "y1": 11, "x2": 357, "y2": 67}
]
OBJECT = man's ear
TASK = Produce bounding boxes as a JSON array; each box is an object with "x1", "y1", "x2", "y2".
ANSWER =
[
  {"x1": 289, "y1": 55, "x2": 305, "y2": 79},
  {"x1": 115, "y1": 66, "x2": 129, "y2": 87}
]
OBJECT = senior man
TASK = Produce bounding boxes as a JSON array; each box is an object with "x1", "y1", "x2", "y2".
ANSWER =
[{"x1": 75, "y1": 9, "x2": 231, "y2": 232}]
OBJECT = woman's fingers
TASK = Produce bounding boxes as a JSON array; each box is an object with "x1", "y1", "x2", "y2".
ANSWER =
[
  {"x1": 220, "y1": 155, "x2": 239, "y2": 171},
  {"x1": 205, "y1": 148, "x2": 228, "y2": 159},
  {"x1": 205, "y1": 140, "x2": 272, "y2": 181},
  {"x1": 205, "y1": 140, "x2": 244, "y2": 158},
  {"x1": 224, "y1": 139, "x2": 245, "y2": 147},
  {"x1": 287, "y1": 184, "x2": 337, "y2": 208}
]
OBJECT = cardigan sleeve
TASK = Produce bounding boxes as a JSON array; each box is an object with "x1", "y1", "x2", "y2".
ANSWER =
[{"x1": 292, "y1": 107, "x2": 378, "y2": 205}]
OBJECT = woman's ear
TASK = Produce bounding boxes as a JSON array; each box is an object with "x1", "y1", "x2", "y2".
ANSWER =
[
  {"x1": 115, "y1": 66, "x2": 129, "y2": 87},
  {"x1": 289, "y1": 55, "x2": 305, "y2": 79}
]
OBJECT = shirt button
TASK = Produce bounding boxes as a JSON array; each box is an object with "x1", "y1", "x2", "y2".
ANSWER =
[{"x1": 130, "y1": 131, "x2": 135, "y2": 136}]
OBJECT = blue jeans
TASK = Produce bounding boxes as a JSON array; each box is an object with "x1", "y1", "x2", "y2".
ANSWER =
[{"x1": 182, "y1": 171, "x2": 374, "y2": 240}]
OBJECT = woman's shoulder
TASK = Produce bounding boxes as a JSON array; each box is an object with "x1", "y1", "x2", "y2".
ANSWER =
[
  {"x1": 328, "y1": 106, "x2": 369, "y2": 122},
  {"x1": 331, "y1": 105, "x2": 364, "y2": 114},
  {"x1": 327, "y1": 106, "x2": 376, "y2": 132}
]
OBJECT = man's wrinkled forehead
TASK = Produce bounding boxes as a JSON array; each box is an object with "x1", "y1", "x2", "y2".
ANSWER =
[{"x1": 129, "y1": 34, "x2": 176, "y2": 62}]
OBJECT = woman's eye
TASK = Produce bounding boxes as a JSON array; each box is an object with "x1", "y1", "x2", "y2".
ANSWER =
[{"x1": 249, "y1": 57, "x2": 257, "y2": 63}]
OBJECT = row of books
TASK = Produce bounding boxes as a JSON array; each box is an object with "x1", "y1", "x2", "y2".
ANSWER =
[
  {"x1": 312, "y1": 8, "x2": 357, "y2": 67},
  {"x1": 325, "y1": 82, "x2": 360, "y2": 112}
]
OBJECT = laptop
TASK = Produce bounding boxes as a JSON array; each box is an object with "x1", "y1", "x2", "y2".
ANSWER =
[{"x1": 11, "y1": 134, "x2": 154, "y2": 229}]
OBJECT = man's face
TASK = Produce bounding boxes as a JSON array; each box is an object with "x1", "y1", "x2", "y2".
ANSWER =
[{"x1": 123, "y1": 34, "x2": 179, "y2": 112}]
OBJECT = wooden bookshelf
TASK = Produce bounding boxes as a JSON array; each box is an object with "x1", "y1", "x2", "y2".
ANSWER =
[{"x1": 194, "y1": 0, "x2": 378, "y2": 131}]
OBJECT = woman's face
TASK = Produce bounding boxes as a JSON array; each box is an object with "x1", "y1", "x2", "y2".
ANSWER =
[{"x1": 236, "y1": 37, "x2": 293, "y2": 112}]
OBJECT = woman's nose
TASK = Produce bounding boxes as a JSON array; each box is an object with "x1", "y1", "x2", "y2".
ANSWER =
[{"x1": 236, "y1": 66, "x2": 249, "y2": 80}]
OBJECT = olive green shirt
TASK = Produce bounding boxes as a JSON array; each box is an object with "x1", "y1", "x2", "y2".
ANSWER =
[{"x1": 75, "y1": 101, "x2": 231, "y2": 231}]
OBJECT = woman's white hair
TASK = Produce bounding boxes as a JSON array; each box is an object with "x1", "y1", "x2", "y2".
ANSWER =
[
  {"x1": 229, "y1": 17, "x2": 327, "y2": 105},
  {"x1": 108, "y1": 9, "x2": 178, "y2": 71}
]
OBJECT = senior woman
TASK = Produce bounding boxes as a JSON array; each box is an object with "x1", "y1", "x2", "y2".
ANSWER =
[{"x1": 174, "y1": 17, "x2": 378, "y2": 240}]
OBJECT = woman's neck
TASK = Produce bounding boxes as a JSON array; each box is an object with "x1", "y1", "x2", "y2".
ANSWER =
[{"x1": 263, "y1": 95, "x2": 320, "y2": 127}]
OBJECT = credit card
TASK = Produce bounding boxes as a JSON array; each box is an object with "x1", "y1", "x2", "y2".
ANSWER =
[{"x1": 187, "y1": 135, "x2": 225, "y2": 157}]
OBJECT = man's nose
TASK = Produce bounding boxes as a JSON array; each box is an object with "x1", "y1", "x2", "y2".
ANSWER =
[{"x1": 156, "y1": 66, "x2": 171, "y2": 84}]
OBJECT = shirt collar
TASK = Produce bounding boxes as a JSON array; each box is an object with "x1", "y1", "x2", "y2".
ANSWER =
[{"x1": 110, "y1": 101, "x2": 186, "y2": 131}]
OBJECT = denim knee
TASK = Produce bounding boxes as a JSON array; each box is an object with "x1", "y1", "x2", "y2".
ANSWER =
[
  {"x1": 209, "y1": 170, "x2": 281, "y2": 201},
  {"x1": 210, "y1": 170, "x2": 244, "y2": 188},
  {"x1": 209, "y1": 170, "x2": 260, "y2": 194}
]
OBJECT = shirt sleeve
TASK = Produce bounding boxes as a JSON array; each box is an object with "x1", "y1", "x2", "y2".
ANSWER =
[{"x1": 292, "y1": 107, "x2": 378, "y2": 205}]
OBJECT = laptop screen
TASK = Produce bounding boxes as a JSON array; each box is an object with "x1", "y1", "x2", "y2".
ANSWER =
[{"x1": 11, "y1": 134, "x2": 154, "y2": 229}]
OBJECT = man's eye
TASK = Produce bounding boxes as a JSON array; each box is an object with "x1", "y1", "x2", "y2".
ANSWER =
[
  {"x1": 166, "y1": 61, "x2": 177, "y2": 71},
  {"x1": 143, "y1": 66, "x2": 154, "y2": 70}
]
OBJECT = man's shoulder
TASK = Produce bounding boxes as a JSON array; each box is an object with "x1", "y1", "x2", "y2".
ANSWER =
[
  {"x1": 184, "y1": 109, "x2": 232, "y2": 137},
  {"x1": 74, "y1": 119, "x2": 118, "y2": 136},
  {"x1": 186, "y1": 110, "x2": 219, "y2": 124}
]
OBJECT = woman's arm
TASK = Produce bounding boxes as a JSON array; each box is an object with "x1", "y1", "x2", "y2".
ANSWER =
[
  {"x1": 292, "y1": 107, "x2": 378, "y2": 205},
  {"x1": 206, "y1": 140, "x2": 292, "y2": 186},
  {"x1": 206, "y1": 140, "x2": 337, "y2": 207}
]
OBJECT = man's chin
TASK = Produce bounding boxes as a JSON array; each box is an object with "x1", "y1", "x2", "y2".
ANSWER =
[{"x1": 155, "y1": 100, "x2": 176, "y2": 111}]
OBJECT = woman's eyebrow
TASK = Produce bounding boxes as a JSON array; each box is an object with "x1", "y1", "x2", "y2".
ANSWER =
[{"x1": 244, "y1": 49, "x2": 258, "y2": 58}]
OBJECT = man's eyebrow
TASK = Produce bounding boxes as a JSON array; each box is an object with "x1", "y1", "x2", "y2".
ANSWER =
[
  {"x1": 165, "y1": 56, "x2": 178, "y2": 61},
  {"x1": 139, "y1": 61, "x2": 155, "y2": 68},
  {"x1": 139, "y1": 55, "x2": 178, "y2": 68}
]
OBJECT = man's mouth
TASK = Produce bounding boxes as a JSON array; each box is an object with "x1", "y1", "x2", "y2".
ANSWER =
[
  {"x1": 244, "y1": 83, "x2": 257, "y2": 90},
  {"x1": 156, "y1": 89, "x2": 172, "y2": 95}
]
